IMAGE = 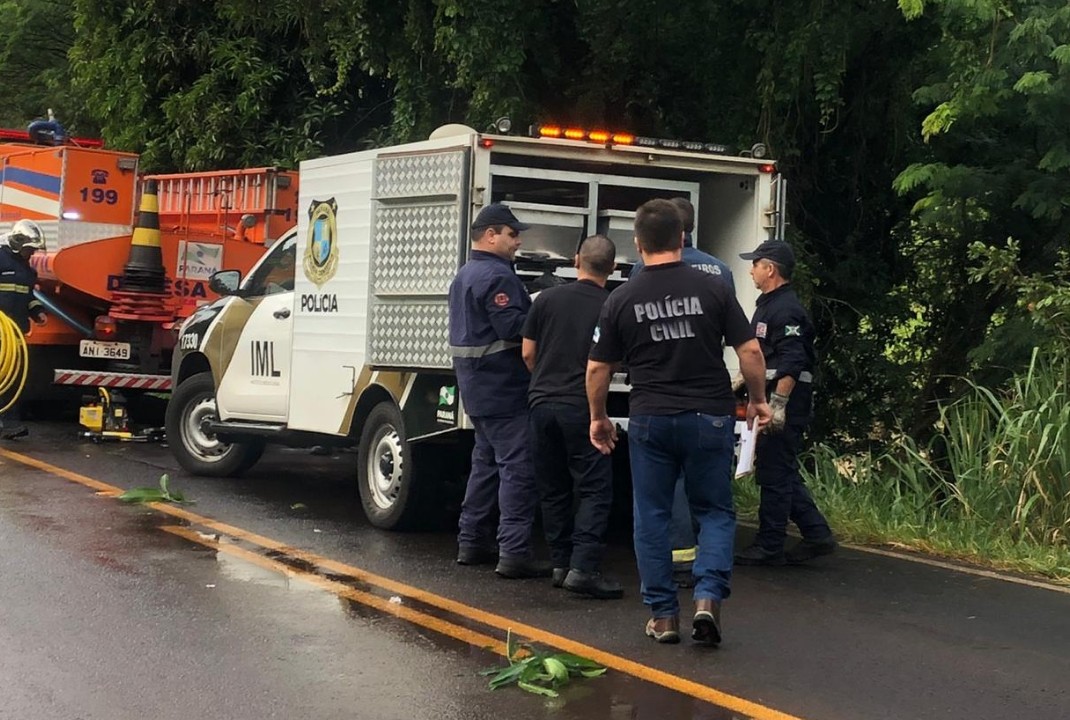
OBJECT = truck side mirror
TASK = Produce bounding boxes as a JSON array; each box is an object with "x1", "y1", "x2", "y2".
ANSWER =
[{"x1": 209, "y1": 269, "x2": 242, "y2": 296}]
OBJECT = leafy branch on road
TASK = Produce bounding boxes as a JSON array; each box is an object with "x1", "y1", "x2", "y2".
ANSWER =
[
  {"x1": 480, "y1": 630, "x2": 605, "y2": 698},
  {"x1": 118, "y1": 474, "x2": 191, "y2": 504}
]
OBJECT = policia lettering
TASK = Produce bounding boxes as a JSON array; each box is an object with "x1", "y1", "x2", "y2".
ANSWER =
[
  {"x1": 632, "y1": 295, "x2": 704, "y2": 342},
  {"x1": 302, "y1": 198, "x2": 340, "y2": 314}
]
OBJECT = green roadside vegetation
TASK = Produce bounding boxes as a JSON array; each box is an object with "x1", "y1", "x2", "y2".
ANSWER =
[{"x1": 4, "y1": 1, "x2": 1070, "y2": 573}]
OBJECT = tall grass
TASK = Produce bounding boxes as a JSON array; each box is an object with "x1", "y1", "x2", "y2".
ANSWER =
[{"x1": 736, "y1": 350, "x2": 1070, "y2": 582}]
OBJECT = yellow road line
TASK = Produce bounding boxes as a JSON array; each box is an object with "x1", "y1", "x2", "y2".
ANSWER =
[
  {"x1": 1, "y1": 447, "x2": 803, "y2": 720},
  {"x1": 161, "y1": 525, "x2": 508, "y2": 655}
]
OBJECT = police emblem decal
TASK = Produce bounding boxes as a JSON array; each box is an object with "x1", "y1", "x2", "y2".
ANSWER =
[
  {"x1": 303, "y1": 198, "x2": 339, "y2": 288},
  {"x1": 493, "y1": 292, "x2": 509, "y2": 307},
  {"x1": 756, "y1": 322, "x2": 768, "y2": 338}
]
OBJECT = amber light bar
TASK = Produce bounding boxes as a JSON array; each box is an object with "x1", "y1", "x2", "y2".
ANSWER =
[{"x1": 531, "y1": 125, "x2": 635, "y2": 146}]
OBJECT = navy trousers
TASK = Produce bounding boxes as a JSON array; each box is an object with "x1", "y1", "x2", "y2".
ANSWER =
[
  {"x1": 754, "y1": 421, "x2": 831, "y2": 551},
  {"x1": 530, "y1": 402, "x2": 613, "y2": 573},
  {"x1": 457, "y1": 413, "x2": 539, "y2": 560}
]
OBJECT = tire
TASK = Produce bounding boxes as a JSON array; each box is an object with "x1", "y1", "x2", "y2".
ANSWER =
[
  {"x1": 165, "y1": 371, "x2": 264, "y2": 477},
  {"x1": 357, "y1": 401, "x2": 421, "y2": 530}
]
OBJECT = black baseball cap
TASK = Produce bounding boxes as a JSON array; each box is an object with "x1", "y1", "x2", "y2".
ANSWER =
[
  {"x1": 740, "y1": 240, "x2": 795, "y2": 269},
  {"x1": 472, "y1": 203, "x2": 531, "y2": 231}
]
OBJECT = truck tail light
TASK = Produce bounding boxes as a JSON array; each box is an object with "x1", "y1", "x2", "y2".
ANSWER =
[{"x1": 94, "y1": 315, "x2": 118, "y2": 339}]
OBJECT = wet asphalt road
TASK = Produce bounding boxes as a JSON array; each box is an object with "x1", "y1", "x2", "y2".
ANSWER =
[{"x1": 1, "y1": 422, "x2": 1069, "y2": 720}]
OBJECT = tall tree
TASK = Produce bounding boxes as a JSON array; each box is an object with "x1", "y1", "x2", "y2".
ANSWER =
[{"x1": 0, "y1": 0, "x2": 86, "y2": 131}]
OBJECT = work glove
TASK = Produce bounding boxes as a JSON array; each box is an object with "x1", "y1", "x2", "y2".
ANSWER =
[{"x1": 768, "y1": 392, "x2": 789, "y2": 432}]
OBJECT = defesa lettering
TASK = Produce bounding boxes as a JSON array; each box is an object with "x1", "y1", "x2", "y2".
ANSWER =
[
  {"x1": 301, "y1": 293, "x2": 338, "y2": 313},
  {"x1": 106, "y1": 275, "x2": 207, "y2": 298}
]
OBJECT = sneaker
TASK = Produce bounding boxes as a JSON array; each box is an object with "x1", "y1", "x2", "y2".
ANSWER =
[
  {"x1": 1, "y1": 425, "x2": 28, "y2": 440},
  {"x1": 645, "y1": 615, "x2": 681, "y2": 644},
  {"x1": 692, "y1": 598, "x2": 722, "y2": 646},
  {"x1": 551, "y1": 567, "x2": 569, "y2": 588},
  {"x1": 734, "y1": 544, "x2": 786, "y2": 566},
  {"x1": 495, "y1": 557, "x2": 553, "y2": 579},
  {"x1": 562, "y1": 569, "x2": 623, "y2": 599},
  {"x1": 456, "y1": 546, "x2": 497, "y2": 566},
  {"x1": 786, "y1": 536, "x2": 838, "y2": 564}
]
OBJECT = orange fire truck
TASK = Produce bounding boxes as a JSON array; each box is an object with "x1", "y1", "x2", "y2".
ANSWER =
[{"x1": 0, "y1": 125, "x2": 297, "y2": 403}]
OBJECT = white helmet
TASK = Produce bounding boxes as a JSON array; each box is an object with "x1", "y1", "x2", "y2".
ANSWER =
[{"x1": 4, "y1": 220, "x2": 46, "y2": 252}]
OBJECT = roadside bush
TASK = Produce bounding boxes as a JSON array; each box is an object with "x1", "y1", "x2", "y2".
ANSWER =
[{"x1": 758, "y1": 350, "x2": 1070, "y2": 581}]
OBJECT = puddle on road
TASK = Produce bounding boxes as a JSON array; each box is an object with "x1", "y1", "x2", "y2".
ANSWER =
[{"x1": 193, "y1": 535, "x2": 764, "y2": 720}]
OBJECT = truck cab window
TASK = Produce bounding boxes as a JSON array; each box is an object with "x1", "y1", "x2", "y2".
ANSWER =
[{"x1": 243, "y1": 235, "x2": 297, "y2": 297}]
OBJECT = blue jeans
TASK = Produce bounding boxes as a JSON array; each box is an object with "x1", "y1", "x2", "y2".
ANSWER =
[{"x1": 628, "y1": 412, "x2": 736, "y2": 618}]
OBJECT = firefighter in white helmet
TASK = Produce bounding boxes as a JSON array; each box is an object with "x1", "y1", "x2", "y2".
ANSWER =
[{"x1": 1, "y1": 219, "x2": 47, "y2": 439}]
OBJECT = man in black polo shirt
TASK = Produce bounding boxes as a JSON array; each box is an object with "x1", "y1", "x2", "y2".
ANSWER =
[
  {"x1": 587, "y1": 199, "x2": 771, "y2": 646},
  {"x1": 522, "y1": 235, "x2": 622, "y2": 599}
]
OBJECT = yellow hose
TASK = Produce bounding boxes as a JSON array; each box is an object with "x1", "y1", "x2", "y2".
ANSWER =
[{"x1": 0, "y1": 311, "x2": 29, "y2": 414}]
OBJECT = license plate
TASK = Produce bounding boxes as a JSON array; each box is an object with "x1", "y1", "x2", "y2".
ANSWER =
[{"x1": 79, "y1": 340, "x2": 131, "y2": 360}]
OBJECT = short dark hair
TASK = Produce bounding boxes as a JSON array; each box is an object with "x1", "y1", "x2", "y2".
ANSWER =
[
  {"x1": 762, "y1": 258, "x2": 792, "y2": 280},
  {"x1": 577, "y1": 234, "x2": 616, "y2": 276},
  {"x1": 669, "y1": 197, "x2": 695, "y2": 233},
  {"x1": 471, "y1": 224, "x2": 503, "y2": 243},
  {"x1": 634, "y1": 199, "x2": 683, "y2": 254}
]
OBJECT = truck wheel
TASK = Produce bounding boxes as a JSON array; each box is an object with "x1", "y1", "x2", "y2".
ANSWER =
[
  {"x1": 357, "y1": 401, "x2": 420, "y2": 530},
  {"x1": 166, "y1": 372, "x2": 264, "y2": 477}
]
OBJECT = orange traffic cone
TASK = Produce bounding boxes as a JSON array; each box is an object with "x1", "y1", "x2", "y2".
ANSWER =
[
  {"x1": 121, "y1": 179, "x2": 166, "y2": 293},
  {"x1": 110, "y1": 179, "x2": 172, "y2": 321}
]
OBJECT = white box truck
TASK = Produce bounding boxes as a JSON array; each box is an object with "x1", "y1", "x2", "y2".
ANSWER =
[{"x1": 165, "y1": 123, "x2": 785, "y2": 529}]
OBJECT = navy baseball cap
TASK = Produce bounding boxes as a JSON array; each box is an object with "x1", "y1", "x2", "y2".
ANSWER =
[
  {"x1": 740, "y1": 240, "x2": 795, "y2": 269},
  {"x1": 472, "y1": 203, "x2": 531, "y2": 231}
]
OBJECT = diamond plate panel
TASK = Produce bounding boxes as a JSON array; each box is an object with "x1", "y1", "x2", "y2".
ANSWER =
[
  {"x1": 369, "y1": 303, "x2": 452, "y2": 369},
  {"x1": 376, "y1": 151, "x2": 466, "y2": 199},
  {"x1": 373, "y1": 204, "x2": 460, "y2": 295}
]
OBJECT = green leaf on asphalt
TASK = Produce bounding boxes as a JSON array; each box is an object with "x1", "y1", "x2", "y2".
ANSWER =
[
  {"x1": 118, "y1": 488, "x2": 168, "y2": 503},
  {"x1": 481, "y1": 631, "x2": 607, "y2": 698},
  {"x1": 118, "y1": 473, "x2": 192, "y2": 504},
  {"x1": 517, "y1": 681, "x2": 559, "y2": 698},
  {"x1": 506, "y1": 629, "x2": 518, "y2": 662},
  {"x1": 543, "y1": 657, "x2": 569, "y2": 682},
  {"x1": 554, "y1": 653, "x2": 604, "y2": 670}
]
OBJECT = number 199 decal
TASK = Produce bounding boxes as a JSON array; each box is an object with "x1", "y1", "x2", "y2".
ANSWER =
[{"x1": 79, "y1": 187, "x2": 119, "y2": 204}]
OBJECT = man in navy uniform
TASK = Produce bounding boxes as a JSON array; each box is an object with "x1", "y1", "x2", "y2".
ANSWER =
[
  {"x1": 0, "y1": 220, "x2": 48, "y2": 440},
  {"x1": 449, "y1": 203, "x2": 549, "y2": 579},
  {"x1": 734, "y1": 240, "x2": 836, "y2": 565}
]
